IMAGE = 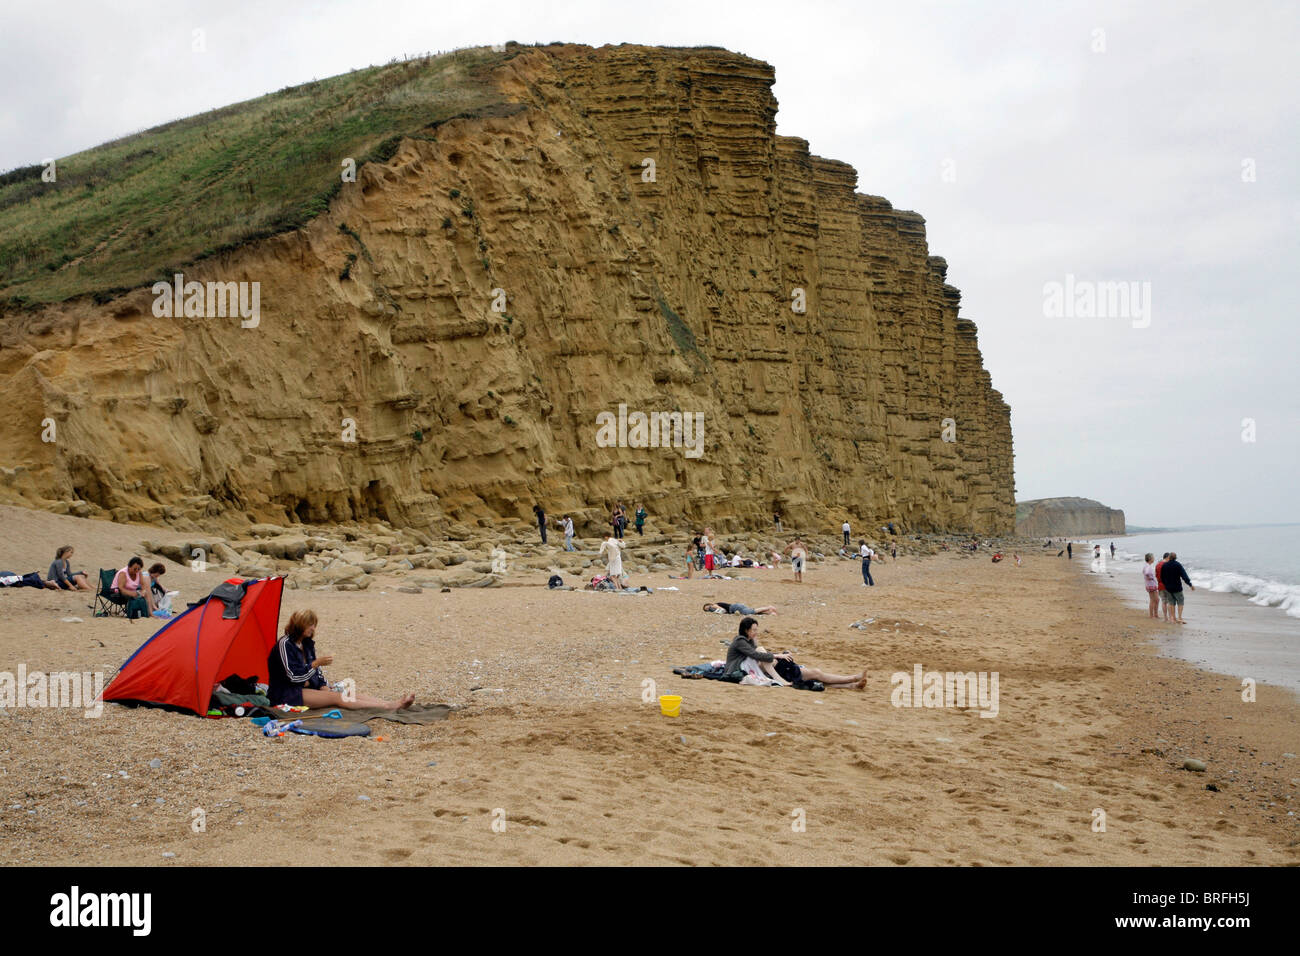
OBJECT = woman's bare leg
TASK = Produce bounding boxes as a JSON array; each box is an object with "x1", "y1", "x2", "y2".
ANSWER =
[
  {"x1": 301, "y1": 688, "x2": 415, "y2": 711},
  {"x1": 757, "y1": 660, "x2": 790, "y2": 685},
  {"x1": 799, "y1": 666, "x2": 867, "y2": 689}
]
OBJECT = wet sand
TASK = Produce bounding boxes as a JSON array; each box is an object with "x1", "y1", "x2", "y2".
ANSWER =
[{"x1": 1091, "y1": 558, "x2": 1300, "y2": 696}]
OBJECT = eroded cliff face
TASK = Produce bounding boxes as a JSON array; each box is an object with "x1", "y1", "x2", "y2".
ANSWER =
[
  {"x1": 0, "y1": 44, "x2": 1014, "y2": 535},
  {"x1": 1016, "y1": 498, "x2": 1125, "y2": 537}
]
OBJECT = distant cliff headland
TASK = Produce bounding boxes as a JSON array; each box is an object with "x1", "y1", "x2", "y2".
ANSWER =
[{"x1": 1015, "y1": 497, "x2": 1126, "y2": 537}]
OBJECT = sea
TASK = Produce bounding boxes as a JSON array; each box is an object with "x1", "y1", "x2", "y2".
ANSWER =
[
  {"x1": 1087, "y1": 525, "x2": 1300, "y2": 618},
  {"x1": 1074, "y1": 525, "x2": 1300, "y2": 694}
]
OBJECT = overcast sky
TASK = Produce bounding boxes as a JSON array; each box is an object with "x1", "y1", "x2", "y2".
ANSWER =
[{"x1": 3, "y1": 0, "x2": 1296, "y2": 527}]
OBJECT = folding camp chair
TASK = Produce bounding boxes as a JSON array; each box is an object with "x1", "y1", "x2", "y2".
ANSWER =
[{"x1": 92, "y1": 569, "x2": 127, "y2": 618}]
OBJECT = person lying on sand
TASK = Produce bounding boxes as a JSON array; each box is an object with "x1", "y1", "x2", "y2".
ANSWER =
[
  {"x1": 268, "y1": 609, "x2": 414, "y2": 711},
  {"x1": 725, "y1": 617, "x2": 866, "y2": 689},
  {"x1": 703, "y1": 602, "x2": 776, "y2": 615}
]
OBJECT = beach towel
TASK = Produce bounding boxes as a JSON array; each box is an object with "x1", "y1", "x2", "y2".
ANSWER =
[{"x1": 290, "y1": 718, "x2": 372, "y2": 738}]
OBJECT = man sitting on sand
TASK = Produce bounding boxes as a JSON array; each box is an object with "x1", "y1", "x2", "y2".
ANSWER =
[
  {"x1": 725, "y1": 617, "x2": 867, "y2": 689},
  {"x1": 703, "y1": 602, "x2": 777, "y2": 615},
  {"x1": 268, "y1": 609, "x2": 415, "y2": 710}
]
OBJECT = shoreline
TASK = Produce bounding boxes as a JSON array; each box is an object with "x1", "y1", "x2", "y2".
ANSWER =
[
  {"x1": 1087, "y1": 558, "x2": 1300, "y2": 697},
  {"x1": 1, "y1": 507, "x2": 1297, "y2": 865}
]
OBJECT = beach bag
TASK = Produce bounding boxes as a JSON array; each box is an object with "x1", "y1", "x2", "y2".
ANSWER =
[{"x1": 547, "y1": 574, "x2": 563, "y2": 589}]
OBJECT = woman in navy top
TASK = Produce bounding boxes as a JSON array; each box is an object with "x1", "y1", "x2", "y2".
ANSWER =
[{"x1": 268, "y1": 609, "x2": 415, "y2": 710}]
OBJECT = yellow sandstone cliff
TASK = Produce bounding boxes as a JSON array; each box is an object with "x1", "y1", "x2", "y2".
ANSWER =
[{"x1": 0, "y1": 44, "x2": 1014, "y2": 535}]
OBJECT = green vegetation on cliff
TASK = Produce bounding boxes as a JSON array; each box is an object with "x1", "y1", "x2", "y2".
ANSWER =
[{"x1": 0, "y1": 47, "x2": 516, "y2": 307}]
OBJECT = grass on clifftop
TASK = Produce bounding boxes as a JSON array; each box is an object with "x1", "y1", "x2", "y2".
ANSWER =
[{"x1": 0, "y1": 46, "x2": 517, "y2": 307}]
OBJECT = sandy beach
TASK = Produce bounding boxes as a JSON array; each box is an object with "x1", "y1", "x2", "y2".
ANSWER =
[{"x1": 1, "y1": 506, "x2": 1297, "y2": 866}]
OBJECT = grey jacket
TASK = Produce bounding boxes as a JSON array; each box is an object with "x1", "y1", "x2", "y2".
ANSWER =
[{"x1": 725, "y1": 634, "x2": 774, "y2": 678}]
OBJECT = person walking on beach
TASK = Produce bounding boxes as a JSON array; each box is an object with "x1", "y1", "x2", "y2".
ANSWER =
[
  {"x1": 1067, "y1": 541, "x2": 1072, "y2": 559},
  {"x1": 842, "y1": 519, "x2": 851, "y2": 547},
  {"x1": 634, "y1": 504, "x2": 647, "y2": 536},
  {"x1": 859, "y1": 540, "x2": 875, "y2": 586},
  {"x1": 599, "y1": 534, "x2": 626, "y2": 590},
  {"x1": 1142, "y1": 553, "x2": 1160, "y2": 618},
  {"x1": 1160, "y1": 552, "x2": 1194, "y2": 624},
  {"x1": 1110, "y1": 542, "x2": 1116, "y2": 558},
  {"x1": 784, "y1": 539, "x2": 807, "y2": 583},
  {"x1": 561, "y1": 514, "x2": 575, "y2": 552},
  {"x1": 534, "y1": 504, "x2": 547, "y2": 544}
]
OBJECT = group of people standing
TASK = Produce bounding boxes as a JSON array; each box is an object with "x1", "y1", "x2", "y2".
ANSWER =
[
  {"x1": 532, "y1": 503, "x2": 647, "y2": 551},
  {"x1": 1142, "y1": 552, "x2": 1194, "y2": 623},
  {"x1": 608, "y1": 503, "x2": 647, "y2": 539}
]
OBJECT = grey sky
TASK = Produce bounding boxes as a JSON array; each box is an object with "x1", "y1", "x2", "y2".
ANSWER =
[{"x1": 3, "y1": 0, "x2": 1296, "y2": 527}]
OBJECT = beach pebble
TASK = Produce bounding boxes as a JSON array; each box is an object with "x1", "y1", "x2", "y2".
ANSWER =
[
  {"x1": 845, "y1": 719, "x2": 859, "y2": 726},
  {"x1": 1184, "y1": 759, "x2": 1208, "y2": 772},
  {"x1": 358, "y1": 795, "x2": 371, "y2": 801},
  {"x1": 678, "y1": 736, "x2": 687, "y2": 744},
  {"x1": 1051, "y1": 782, "x2": 1068, "y2": 792},
  {"x1": 162, "y1": 852, "x2": 175, "y2": 859},
  {"x1": 60, "y1": 617, "x2": 83, "y2": 623},
  {"x1": 149, "y1": 758, "x2": 161, "y2": 769}
]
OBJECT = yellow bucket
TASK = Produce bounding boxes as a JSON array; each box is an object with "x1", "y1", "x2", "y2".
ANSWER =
[{"x1": 659, "y1": 695, "x2": 682, "y2": 717}]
